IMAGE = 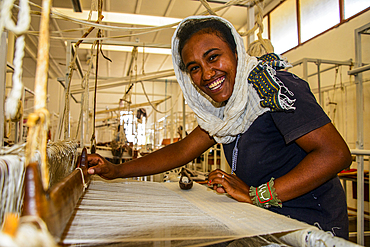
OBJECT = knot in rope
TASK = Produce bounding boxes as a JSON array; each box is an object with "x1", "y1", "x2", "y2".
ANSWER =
[
  {"x1": 2, "y1": 0, "x2": 31, "y2": 120},
  {"x1": 25, "y1": 108, "x2": 50, "y2": 190},
  {"x1": 0, "y1": 0, "x2": 30, "y2": 35}
]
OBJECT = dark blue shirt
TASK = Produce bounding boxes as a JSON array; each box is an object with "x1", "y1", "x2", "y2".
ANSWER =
[{"x1": 223, "y1": 71, "x2": 349, "y2": 239}]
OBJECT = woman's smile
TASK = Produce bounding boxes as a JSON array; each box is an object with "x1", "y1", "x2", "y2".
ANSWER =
[
  {"x1": 206, "y1": 76, "x2": 225, "y2": 91},
  {"x1": 181, "y1": 31, "x2": 237, "y2": 103}
]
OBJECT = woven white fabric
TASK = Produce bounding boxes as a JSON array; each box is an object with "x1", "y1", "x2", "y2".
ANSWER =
[{"x1": 171, "y1": 16, "x2": 269, "y2": 144}]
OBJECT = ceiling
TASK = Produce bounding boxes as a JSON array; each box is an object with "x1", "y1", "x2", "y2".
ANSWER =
[{"x1": 17, "y1": 0, "x2": 279, "y2": 111}]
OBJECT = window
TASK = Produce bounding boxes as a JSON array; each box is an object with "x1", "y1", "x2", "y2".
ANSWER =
[
  {"x1": 300, "y1": 0, "x2": 340, "y2": 43},
  {"x1": 263, "y1": 0, "x2": 369, "y2": 53},
  {"x1": 120, "y1": 111, "x2": 146, "y2": 145},
  {"x1": 344, "y1": 0, "x2": 369, "y2": 19},
  {"x1": 270, "y1": 0, "x2": 298, "y2": 54}
]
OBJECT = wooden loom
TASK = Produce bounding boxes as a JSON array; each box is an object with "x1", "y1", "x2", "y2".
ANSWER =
[
  {"x1": 16, "y1": 147, "x2": 361, "y2": 247},
  {"x1": 1, "y1": 0, "x2": 361, "y2": 245},
  {"x1": 21, "y1": 148, "x2": 90, "y2": 243}
]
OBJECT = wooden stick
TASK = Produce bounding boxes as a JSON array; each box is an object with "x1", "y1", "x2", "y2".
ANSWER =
[
  {"x1": 34, "y1": 0, "x2": 51, "y2": 111},
  {"x1": 22, "y1": 148, "x2": 90, "y2": 241}
]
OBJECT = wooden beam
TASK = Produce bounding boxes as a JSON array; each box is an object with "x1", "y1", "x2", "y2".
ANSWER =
[{"x1": 22, "y1": 148, "x2": 90, "y2": 241}]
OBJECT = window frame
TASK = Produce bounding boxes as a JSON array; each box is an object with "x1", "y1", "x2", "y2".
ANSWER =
[{"x1": 262, "y1": 0, "x2": 370, "y2": 54}]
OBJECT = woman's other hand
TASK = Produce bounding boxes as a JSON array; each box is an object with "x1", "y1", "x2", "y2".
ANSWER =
[
  {"x1": 208, "y1": 169, "x2": 252, "y2": 203},
  {"x1": 87, "y1": 154, "x2": 119, "y2": 180}
]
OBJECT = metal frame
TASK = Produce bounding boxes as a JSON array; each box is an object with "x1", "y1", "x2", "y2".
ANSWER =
[
  {"x1": 62, "y1": 40, "x2": 178, "y2": 149},
  {"x1": 289, "y1": 22, "x2": 370, "y2": 245},
  {"x1": 348, "y1": 22, "x2": 370, "y2": 246},
  {"x1": 290, "y1": 58, "x2": 352, "y2": 106}
]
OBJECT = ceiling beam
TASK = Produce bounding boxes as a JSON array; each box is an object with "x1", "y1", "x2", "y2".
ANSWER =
[
  {"x1": 71, "y1": 69, "x2": 175, "y2": 94},
  {"x1": 90, "y1": 96, "x2": 171, "y2": 115},
  {"x1": 191, "y1": 0, "x2": 252, "y2": 8},
  {"x1": 25, "y1": 24, "x2": 62, "y2": 78},
  {"x1": 144, "y1": 0, "x2": 177, "y2": 74},
  {"x1": 71, "y1": 0, "x2": 82, "y2": 12}
]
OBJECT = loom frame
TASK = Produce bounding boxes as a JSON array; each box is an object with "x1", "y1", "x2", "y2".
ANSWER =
[{"x1": 21, "y1": 148, "x2": 90, "y2": 242}]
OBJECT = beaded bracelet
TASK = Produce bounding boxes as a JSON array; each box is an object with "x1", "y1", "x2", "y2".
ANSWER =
[{"x1": 249, "y1": 178, "x2": 282, "y2": 209}]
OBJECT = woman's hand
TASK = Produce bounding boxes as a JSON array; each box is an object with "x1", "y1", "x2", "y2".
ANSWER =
[
  {"x1": 208, "y1": 169, "x2": 253, "y2": 203},
  {"x1": 87, "y1": 154, "x2": 119, "y2": 180}
]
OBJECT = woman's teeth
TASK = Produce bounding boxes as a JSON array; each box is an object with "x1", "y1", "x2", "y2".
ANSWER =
[{"x1": 207, "y1": 77, "x2": 225, "y2": 91}]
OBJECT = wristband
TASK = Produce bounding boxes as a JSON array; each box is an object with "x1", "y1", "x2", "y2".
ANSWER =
[{"x1": 249, "y1": 178, "x2": 282, "y2": 209}]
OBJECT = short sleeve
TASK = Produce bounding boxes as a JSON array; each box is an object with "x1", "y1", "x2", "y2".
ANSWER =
[{"x1": 271, "y1": 71, "x2": 331, "y2": 144}]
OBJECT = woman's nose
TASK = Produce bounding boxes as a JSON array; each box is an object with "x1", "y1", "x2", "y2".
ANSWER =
[{"x1": 202, "y1": 66, "x2": 215, "y2": 80}]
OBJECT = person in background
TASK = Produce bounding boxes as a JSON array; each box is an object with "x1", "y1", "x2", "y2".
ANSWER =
[{"x1": 87, "y1": 16, "x2": 351, "y2": 239}]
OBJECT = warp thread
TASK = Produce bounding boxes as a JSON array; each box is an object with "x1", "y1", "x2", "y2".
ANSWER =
[{"x1": 0, "y1": 140, "x2": 78, "y2": 226}]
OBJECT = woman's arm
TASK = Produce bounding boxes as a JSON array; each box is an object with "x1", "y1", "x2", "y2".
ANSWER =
[
  {"x1": 208, "y1": 123, "x2": 352, "y2": 203},
  {"x1": 273, "y1": 122, "x2": 352, "y2": 202},
  {"x1": 87, "y1": 126, "x2": 216, "y2": 179}
]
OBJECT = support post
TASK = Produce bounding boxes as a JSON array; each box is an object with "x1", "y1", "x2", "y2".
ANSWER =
[
  {"x1": 182, "y1": 96, "x2": 186, "y2": 140},
  {"x1": 0, "y1": 31, "x2": 7, "y2": 147},
  {"x1": 315, "y1": 59, "x2": 322, "y2": 106},
  {"x1": 302, "y1": 58, "x2": 308, "y2": 81},
  {"x1": 246, "y1": 5, "x2": 255, "y2": 47},
  {"x1": 354, "y1": 25, "x2": 364, "y2": 246}
]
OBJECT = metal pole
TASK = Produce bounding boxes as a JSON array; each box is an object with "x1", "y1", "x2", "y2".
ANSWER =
[
  {"x1": 315, "y1": 59, "x2": 322, "y2": 106},
  {"x1": 182, "y1": 96, "x2": 186, "y2": 139},
  {"x1": 354, "y1": 25, "x2": 364, "y2": 246},
  {"x1": 247, "y1": 6, "x2": 255, "y2": 47},
  {"x1": 80, "y1": 93, "x2": 84, "y2": 147},
  {"x1": 170, "y1": 81, "x2": 174, "y2": 143},
  {"x1": 302, "y1": 58, "x2": 308, "y2": 81},
  {"x1": 20, "y1": 88, "x2": 25, "y2": 143},
  {"x1": 0, "y1": 31, "x2": 7, "y2": 147},
  {"x1": 65, "y1": 41, "x2": 72, "y2": 139}
]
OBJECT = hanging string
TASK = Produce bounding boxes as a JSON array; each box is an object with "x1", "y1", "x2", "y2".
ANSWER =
[
  {"x1": 1, "y1": 0, "x2": 30, "y2": 120},
  {"x1": 91, "y1": 0, "x2": 103, "y2": 154},
  {"x1": 141, "y1": 43, "x2": 146, "y2": 75},
  {"x1": 137, "y1": 81, "x2": 182, "y2": 114}
]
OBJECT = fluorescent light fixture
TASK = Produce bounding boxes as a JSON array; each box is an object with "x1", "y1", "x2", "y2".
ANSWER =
[
  {"x1": 77, "y1": 43, "x2": 172, "y2": 55},
  {"x1": 53, "y1": 7, "x2": 182, "y2": 27}
]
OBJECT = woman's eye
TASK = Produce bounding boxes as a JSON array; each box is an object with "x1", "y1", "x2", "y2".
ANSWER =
[
  {"x1": 189, "y1": 66, "x2": 199, "y2": 72},
  {"x1": 209, "y1": 54, "x2": 218, "y2": 61}
]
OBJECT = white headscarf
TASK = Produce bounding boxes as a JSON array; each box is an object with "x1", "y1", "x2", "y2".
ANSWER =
[{"x1": 171, "y1": 16, "x2": 269, "y2": 144}]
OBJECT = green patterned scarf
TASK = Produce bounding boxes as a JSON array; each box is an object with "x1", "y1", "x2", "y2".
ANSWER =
[{"x1": 248, "y1": 53, "x2": 296, "y2": 111}]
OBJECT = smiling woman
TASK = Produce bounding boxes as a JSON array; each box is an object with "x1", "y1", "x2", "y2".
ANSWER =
[
  {"x1": 181, "y1": 32, "x2": 237, "y2": 103},
  {"x1": 86, "y1": 15, "x2": 352, "y2": 240}
]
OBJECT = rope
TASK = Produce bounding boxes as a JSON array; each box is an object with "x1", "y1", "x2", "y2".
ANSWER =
[
  {"x1": 199, "y1": 0, "x2": 217, "y2": 16},
  {"x1": 0, "y1": 215, "x2": 58, "y2": 246},
  {"x1": 75, "y1": 167, "x2": 88, "y2": 192},
  {"x1": 24, "y1": 0, "x2": 52, "y2": 191},
  {"x1": 90, "y1": 0, "x2": 103, "y2": 154},
  {"x1": 0, "y1": 0, "x2": 30, "y2": 35},
  {"x1": 138, "y1": 81, "x2": 182, "y2": 114},
  {"x1": 1, "y1": 0, "x2": 30, "y2": 120},
  {"x1": 24, "y1": 109, "x2": 50, "y2": 190}
]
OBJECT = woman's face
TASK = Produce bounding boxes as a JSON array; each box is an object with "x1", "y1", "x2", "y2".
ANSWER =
[{"x1": 181, "y1": 31, "x2": 237, "y2": 103}]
